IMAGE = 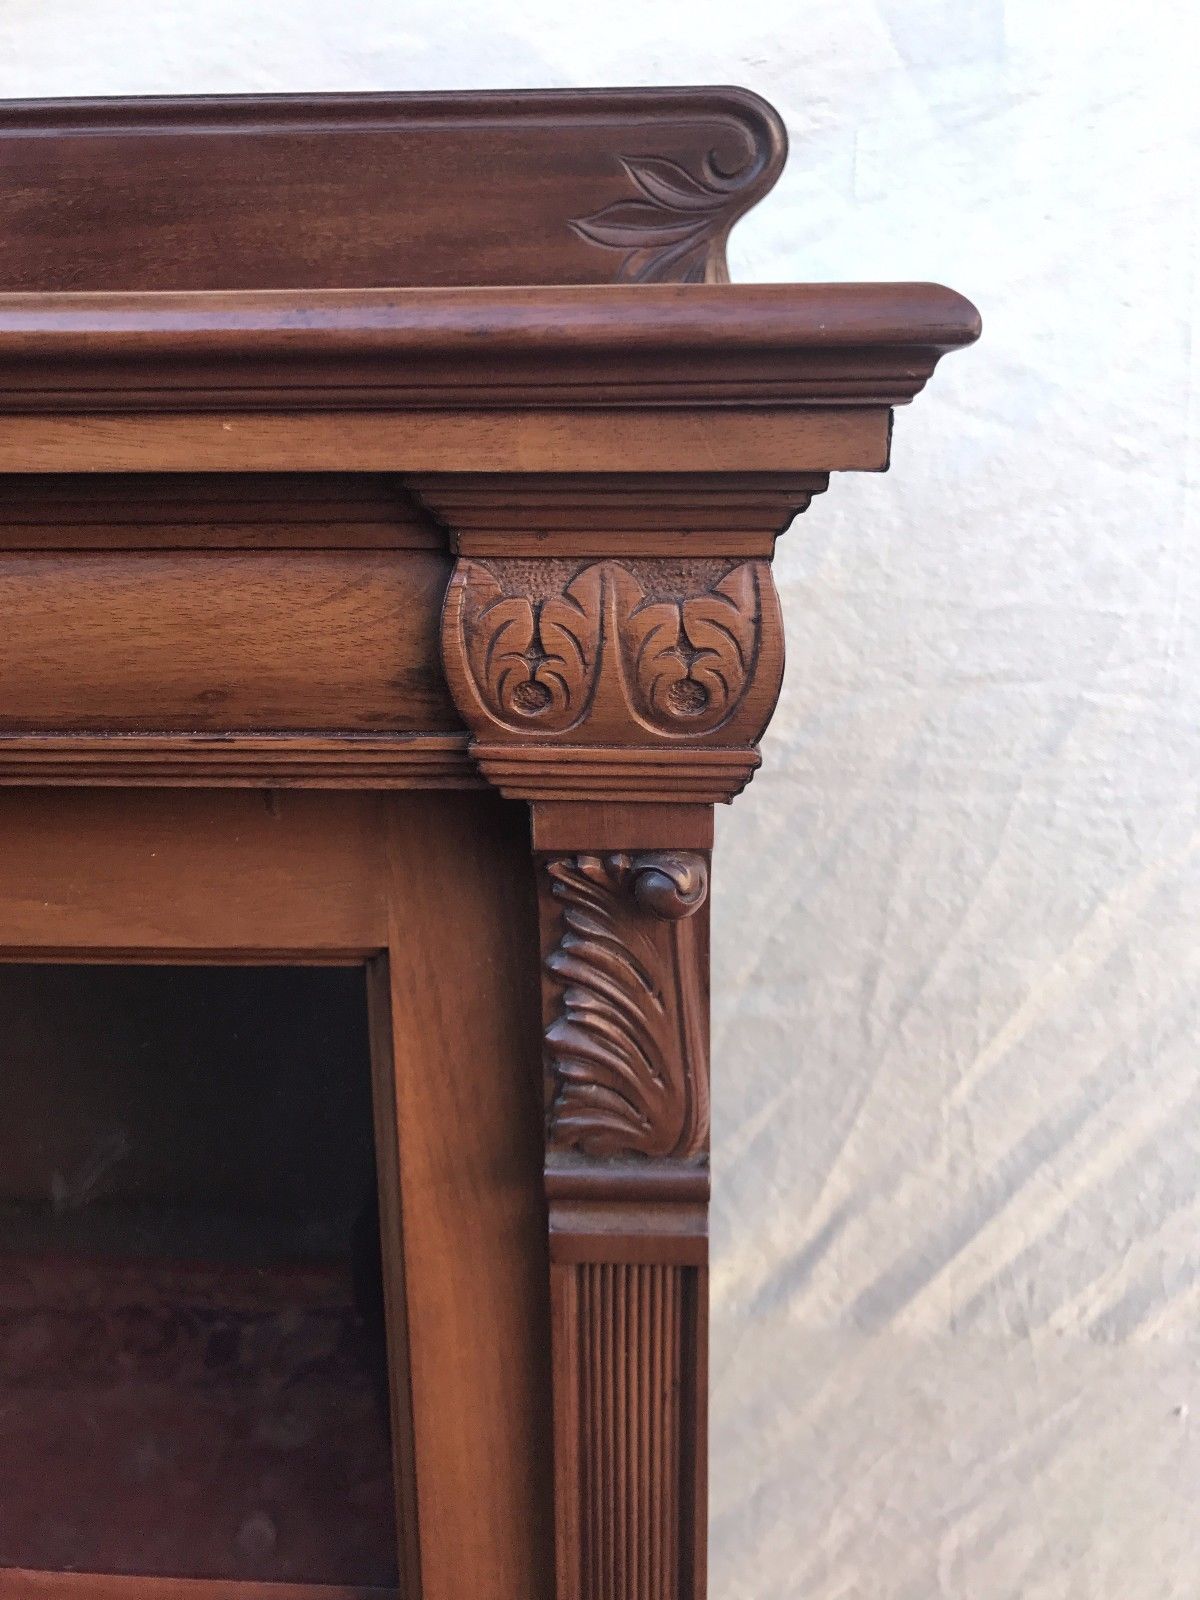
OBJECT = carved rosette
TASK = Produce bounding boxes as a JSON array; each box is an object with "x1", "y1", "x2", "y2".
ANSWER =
[
  {"x1": 544, "y1": 851, "x2": 709, "y2": 1162},
  {"x1": 441, "y1": 556, "x2": 784, "y2": 803}
]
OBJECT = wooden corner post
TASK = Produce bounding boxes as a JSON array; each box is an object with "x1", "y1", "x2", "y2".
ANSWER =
[{"x1": 437, "y1": 474, "x2": 804, "y2": 1600}]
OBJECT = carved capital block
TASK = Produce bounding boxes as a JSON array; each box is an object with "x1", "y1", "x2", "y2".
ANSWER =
[{"x1": 441, "y1": 555, "x2": 784, "y2": 802}]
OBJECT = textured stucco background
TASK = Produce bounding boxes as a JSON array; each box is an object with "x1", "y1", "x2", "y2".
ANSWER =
[{"x1": 2, "y1": 2, "x2": 1197, "y2": 1595}]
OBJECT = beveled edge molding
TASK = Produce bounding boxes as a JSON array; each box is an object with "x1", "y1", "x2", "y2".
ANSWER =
[
  {"x1": 473, "y1": 745, "x2": 760, "y2": 804},
  {"x1": 0, "y1": 1573, "x2": 394, "y2": 1600},
  {"x1": 0, "y1": 471, "x2": 445, "y2": 551},
  {"x1": 0, "y1": 732, "x2": 482, "y2": 788}
]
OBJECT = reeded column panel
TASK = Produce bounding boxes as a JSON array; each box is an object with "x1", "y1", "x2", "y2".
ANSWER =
[{"x1": 553, "y1": 1260, "x2": 706, "y2": 1600}]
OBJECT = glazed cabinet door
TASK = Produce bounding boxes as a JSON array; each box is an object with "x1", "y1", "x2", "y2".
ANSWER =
[{"x1": 0, "y1": 788, "x2": 553, "y2": 1600}]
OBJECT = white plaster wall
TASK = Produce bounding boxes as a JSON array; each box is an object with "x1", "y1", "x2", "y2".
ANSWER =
[{"x1": 1, "y1": 2, "x2": 1197, "y2": 1595}]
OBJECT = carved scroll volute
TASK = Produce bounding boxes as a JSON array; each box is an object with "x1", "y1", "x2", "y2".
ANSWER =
[
  {"x1": 443, "y1": 559, "x2": 605, "y2": 734},
  {"x1": 567, "y1": 123, "x2": 782, "y2": 285}
]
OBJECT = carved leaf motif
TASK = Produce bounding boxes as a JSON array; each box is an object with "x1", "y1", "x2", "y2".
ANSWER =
[
  {"x1": 569, "y1": 155, "x2": 738, "y2": 284},
  {"x1": 545, "y1": 853, "x2": 709, "y2": 1160},
  {"x1": 463, "y1": 562, "x2": 602, "y2": 734},
  {"x1": 453, "y1": 557, "x2": 769, "y2": 743},
  {"x1": 564, "y1": 202, "x2": 704, "y2": 247},
  {"x1": 623, "y1": 155, "x2": 728, "y2": 211},
  {"x1": 617, "y1": 562, "x2": 760, "y2": 734}
]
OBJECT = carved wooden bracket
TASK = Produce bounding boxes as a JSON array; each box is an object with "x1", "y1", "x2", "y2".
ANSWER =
[
  {"x1": 413, "y1": 271, "x2": 977, "y2": 1600},
  {"x1": 441, "y1": 555, "x2": 785, "y2": 803},
  {"x1": 0, "y1": 82, "x2": 982, "y2": 1600}
]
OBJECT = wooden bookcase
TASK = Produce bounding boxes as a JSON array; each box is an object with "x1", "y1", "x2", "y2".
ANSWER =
[{"x1": 0, "y1": 89, "x2": 978, "y2": 1600}]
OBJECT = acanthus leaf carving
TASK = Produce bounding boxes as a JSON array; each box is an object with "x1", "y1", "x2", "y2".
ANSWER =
[
  {"x1": 616, "y1": 560, "x2": 759, "y2": 732},
  {"x1": 455, "y1": 560, "x2": 602, "y2": 733},
  {"x1": 545, "y1": 851, "x2": 709, "y2": 1161},
  {"x1": 444, "y1": 556, "x2": 780, "y2": 747}
]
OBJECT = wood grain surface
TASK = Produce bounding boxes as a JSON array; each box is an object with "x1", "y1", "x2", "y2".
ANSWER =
[
  {"x1": 0, "y1": 789, "x2": 387, "y2": 959},
  {"x1": 0, "y1": 734, "x2": 480, "y2": 789},
  {"x1": 0, "y1": 407, "x2": 893, "y2": 475},
  {"x1": 377, "y1": 795, "x2": 553, "y2": 1600},
  {"x1": 0, "y1": 82, "x2": 983, "y2": 1600},
  {"x1": 0, "y1": 473, "x2": 443, "y2": 549},
  {"x1": 0, "y1": 791, "x2": 554, "y2": 1600},
  {"x1": 0, "y1": 1575, "x2": 393, "y2": 1600},
  {"x1": 0, "y1": 550, "x2": 457, "y2": 731},
  {"x1": 0, "y1": 284, "x2": 980, "y2": 411},
  {"x1": 0, "y1": 89, "x2": 785, "y2": 291}
]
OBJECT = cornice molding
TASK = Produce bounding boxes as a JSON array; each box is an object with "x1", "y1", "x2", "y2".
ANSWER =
[
  {"x1": 0, "y1": 283, "x2": 981, "y2": 413},
  {"x1": 410, "y1": 471, "x2": 827, "y2": 558}
]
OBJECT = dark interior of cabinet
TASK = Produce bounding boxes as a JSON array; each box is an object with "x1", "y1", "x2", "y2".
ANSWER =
[{"x1": 0, "y1": 963, "x2": 398, "y2": 1587}]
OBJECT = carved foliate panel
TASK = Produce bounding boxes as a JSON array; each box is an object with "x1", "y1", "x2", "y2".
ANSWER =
[
  {"x1": 543, "y1": 850, "x2": 709, "y2": 1163},
  {"x1": 441, "y1": 556, "x2": 783, "y2": 801},
  {"x1": 568, "y1": 149, "x2": 774, "y2": 284}
]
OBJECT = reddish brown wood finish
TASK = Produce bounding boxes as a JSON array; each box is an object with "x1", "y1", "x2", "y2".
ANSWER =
[
  {"x1": 441, "y1": 554, "x2": 785, "y2": 804},
  {"x1": 0, "y1": 473, "x2": 443, "y2": 549},
  {"x1": 0, "y1": 86, "x2": 979, "y2": 1600},
  {"x1": 0, "y1": 549, "x2": 455, "y2": 731},
  {"x1": 535, "y1": 824, "x2": 712, "y2": 1600},
  {"x1": 0, "y1": 90, "x2": 784, "y2": 292},
  {"x1": 0, "y1": 733, "x2": 480, "y2": 789},
  {"x1": 0, "y1": 406, "x2": 892, "y2": 475},
  {"x1": 374, "y1": 796, "x2": 553, "y2": 1600},
  {"x1": 0, "y1": 284, "x2": 978, "y2": 411},
  {"x1": 0, "y1": 791, "x2": 551, "y2": 1600}
]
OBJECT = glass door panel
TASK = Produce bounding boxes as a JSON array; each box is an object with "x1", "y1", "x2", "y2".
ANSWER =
[{"x1": 0, "y1": 963, "x2": 398, "y2": 1587}]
